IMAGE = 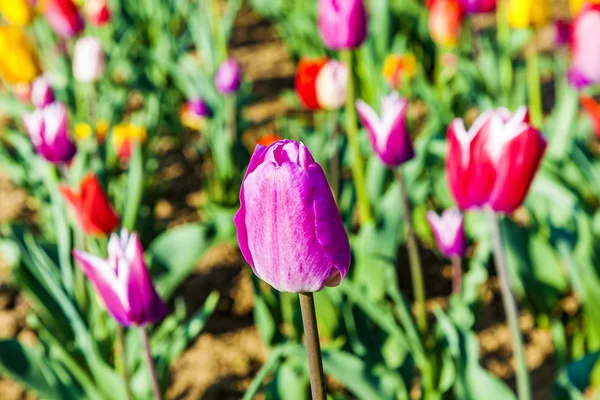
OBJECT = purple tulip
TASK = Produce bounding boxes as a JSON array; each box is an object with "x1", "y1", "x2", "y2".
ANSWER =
[
  {"x1": 458, "y1": 0, "x2": 496, "y2": 14},
  {"x1": 356, "y1": 93, "x2": 414, "y2": 167},
  {"x1": 568, "y1": 4, "x2": 600, "y2": 89},
  {"x1": 30, "y1": 77, "x2": 54, "y2": 109},
  {"x1": 73, "y1": 37, "x2": 105, "y2": 83},
  {"x1": 73, "y1": 229, "x2": 168, "y2": 327},
  {"x1": 23, "y1": 102, "x2": 76, "y2": 164},
  {"x1": 234, "y1": 140, "x2": 351, "y2": 293},
  {"x1": 426, "y1": 209, "x2": 466, "y2": 258},
  {"x1": 318, "y1": 0, "x2": 368, "y2": 50},
  {"x1": 215, "y1": 59, "x2": 242, "y2": 94}
]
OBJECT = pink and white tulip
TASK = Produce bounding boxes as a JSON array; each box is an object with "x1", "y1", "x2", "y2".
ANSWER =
[
  {"x1": 73, "y1": 229, "x2": 168, "y2": 327},
  {"x1": 23, "y1": 102, "x2": 76, "y2": 164},
  {"x1": 318, "y1": 0, "x2": 368, "y2": 50},
  {"x1": 315, "y1": 60, "x2": 348, "y2": 110},
  {"x1": 30, "y1": 76, "x2": 54, "y2": 109},
  {"x1": 568, "y1": 4, "x2": 600, "y2": 89},
  {"x1": 43, "y1": 0, "x2": 84, "y2": 38},
  {"x1": 426, "y1": 209, "x2": 466, "y2": 257},
  {"x1": 234, "y1": 140, "x2": 351, "y2": 293},
  {"x1": 73, "y1": 37, "x2": 105, "y2": 83},
  {"x1": 84, "y1": 0, "x2": 110, "y2": 26}
]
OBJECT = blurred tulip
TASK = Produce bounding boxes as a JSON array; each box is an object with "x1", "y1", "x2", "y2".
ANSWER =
[
  {"x1": 315, "y1": 60, "x2": 348, "y2": 110},
  {"x1": 60, "y1": 174, "x2": 120, "y2": 236},
  {"x1": 428, "y1": 0, "x2": 463, "y2": 48},
  {"x1": 570, "y1": 0, "x2": 600, "y2": 16},
  {"x1": 554, "y1": 19, "x2": 571, "y2": 46},
  {"x1": 356, "y1": 93, "x2": 413, "y2": 166},
  {"x1": 295, "y1": 56, "x2": 328, "y2": 110},
  {"x1": 234, "y1": 140, "x2": 350, "y2": 293},
  {"x1": 318, "y1": 0, "x2": 368, "y2": 50},
  {"x1": 43, "y1": 0, "x2": 84, "y2": 38},
  {"x1": 0, "y1": 26, "x2": 40, "y2": 84},
  {"x1": 179, "y1": 98, "x2": 212, "y2": 130},
  {"x1": 75, "y1": 122, "x2": 92, "y2": 140},
  {"x1": 73, "y1": 36, "x2": 105, "y2": 83},
  {"x1": 23, "y1": 102, "x2": 77, "y2": 164},
  {"x1": 95, "y1": 119, "x2": 109, "y2": 141},
  {"x1": 458, "y1": 0, "x2": 496, "y2": 13},
  {"x1": 0, "y1": 0, "x2": 34, "y2": 25},
  {"x1": 257, "y1": 133, "x2": 282, "y2": 147},
  {"x1": 426, "y1": 209, "x2": 466, "y2": 257},
  {"x1": 382, "y1": 53, "x2": 417, "y2": 89},
  {"x1": 73, "y1": 229, "x2": 167, "y2": 326},
  {"x1": 84, "y1": 0, "x2": 110, "y2": 26},
  {"x1": 508, "y1": 0, "x2": 551, "y2": 29},
  {"x1": 112, "y1": 122, "x2": 147, "y2": 161},
  {"x1": 215, "y1": 58, "x2": 242, "y2": 94},
  {"x1": 581, "y1": 95, "x2": 600, "y2": 138},
  {"x1": 568, "y1": 4, "x2": 600, "y2": 89},
  {"x1": 30, "y1": 76, "x2": 54, "y2": 108},
  {"x1": 14, "y1": 83, "x2": 31, "y2": 104},
  {"x1": 446, "y1": 107, "x2": 546, "y2": 213}
]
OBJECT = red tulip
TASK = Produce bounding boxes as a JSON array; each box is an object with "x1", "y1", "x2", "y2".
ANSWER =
[
  {"x1": 60, "y1": 174, "x2": 120, "y2": 236},
  {"x1": 581, "y1": 95, "x2": 600, "y2": 138},
  {"x1": 295, "y1": 57, "x2": 328, "y2": 110},
  {"x1": 428, "y1": 0, "x2": 463, "y2": 48},
  {"x1": 43, "y1": 0, "x2": 84, "y2": 38},
  {"x1": 84, "y1": 0, "x2": 110, "y2": 26}
]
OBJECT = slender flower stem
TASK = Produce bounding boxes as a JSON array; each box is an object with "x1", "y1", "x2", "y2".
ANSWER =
[
  {"x1": 525, "y1": 43, "x2": 543, "y2": 128},
  {"x1": 140, "y1": 328, "x2": 162, "y2": 400},
  {"x1": 488, "y1": 210, "x2": 531, "y2": 400},
  {"x1": 340, "y1": 49, "x2": 373, "y2": 225},
  {"x1": 116, "y1": 326, "x2": 133, "y2": 400},
  {"x1": 299, "y1": 293, "x2": 326, "y2": 400},
  {"x1": 227, "y1": 94, "x2": 237, "y2": 143},
  {"x1": 497, "y1": 0, "x2": 513, "y2": 106},
  {"x1": 328, "y1": 111, "x2": 340, "y2": 201},
  {"x1": 395, "y1": 169, "x2": 427, "y2": 334},
  {"x1": 451, "y1": 255, "x2": 462, "y2": 294}
]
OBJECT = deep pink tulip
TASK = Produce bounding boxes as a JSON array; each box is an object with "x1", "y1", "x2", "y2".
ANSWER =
[
  {"x1": 23, "y1": 102, "x2": 76, "y2": 164},
  {"x1": 43, "y1": 0, "x2": 84, "y2": 38},
  {"x1": 446, "y1": 106, "x2": 546, "y2": 213},
  {"x1": 356, "y1": 93, "x2": 414, "y2": 167},
  {"x1": 215, "y1": 59, "x2": 242, "y2": 94},
  {"x1": 30, "y1": 76, "x2": 54, "y2": 109},
  {"x1": 426, "y1": 209, "x2": 466, "y2": 257},
  {"x1": 73, "y1": 229, "x2": 168, "y2": 327},
  {"x1": 234, "y1": 140, "x2": 350, "y2": 293},
  {"x1": 568, "y1": 4, "x2": 600, "y2": 89},
  {"x1": 458, "y1": 0, "x2": 496, "y2": 14},
  {"x1": 318, "y1": 0, "x2": 368, "y2": 50}
]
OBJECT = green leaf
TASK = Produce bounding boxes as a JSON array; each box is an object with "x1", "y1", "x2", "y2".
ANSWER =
[
  {"x1": 322, "y1": 350, "x2": 388, "y2": 400},
  {"x1": 553, "y1": 352, "x2": 600, "y2": 400}
]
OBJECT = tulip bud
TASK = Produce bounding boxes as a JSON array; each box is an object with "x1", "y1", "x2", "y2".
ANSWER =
[
  {"x1": 295, "y1": 57, "x2": 328, "y2": 110},
  {"x1": 179, "y1": 98, "x2": 212, "y2": 130},
  {"x1": 234, "y1": 140, "x2": 351, "y2": 293},
  {"x1": 428, "y1": 0, "x2": 463, "y2": 48},
  {"x1": 73, "y1": 36, "x2": 105, "y2": 83},
  {"x1": 60, "y1": 174, "x2": 120, "y2": 236},
  {"x1": 356, "y1": 93, "x2": 414, "y2": 167},
  {"x1": 426, "y1": 209, "x2": 467, "y2": 258},
  {"x1": 0, "y1": 0, "x2": 34, "y2": 25},
  {"x1": 458, "y1": 0, "x2": 496, "y2": 14},
  {"x1": 112, "y1": 122, "x2": 147, "y2": 162},
  {"x1": 73, "y1": 229, "x2": 167, "y2": 327},
  {"x1": 215, "y1": 58, "x2": 242, "y2": 95},
  {"x1": 382, "y1": 53, "x2": 417, "y2": 89},
  {"x1": 23, "y1": 102, "x2": 77, "y2": 164},
  {"x1": 315, "y1": 60, "x2": 348, "y2": 111},
  {"x1": 30, "y1": 76, "x2": 54, "y2": 108},
  {"x1": 446, "y1": 106, "x2": 547, "y2": 213},
  {"x1": 43, "y1": 0, "x2": 84, "y2": 38},
  {"x1": 85, "y1": 0, "x2": 110, "y2": 26},
  {"x1": 581, "y1": 95, "x2": 600, "y2": 138},
  {"x1": 568, "y1": 4, "x2": 600, "y2": 89},
  {"x1": 318, "y1": 0, "x2": 368, "y2": 50},
  {"x1": 570, "y1": 0, "x2": 600, "y2": 16},
  {"x1": 507, "y1": 0, "x2": 551, "y2": 29},
  {"x1": 0, "y1": 26, "x2": 40, "y2": 84}
]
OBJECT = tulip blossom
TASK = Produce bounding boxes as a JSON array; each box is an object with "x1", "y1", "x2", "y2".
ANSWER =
[
  {"x1": 570, "y1": 0, "x2": 600, "y2": 16},
  {"x1": 60, "y1": 174, "x2": 120, "y2": 236},
  {"x1": 0, "y1": 26, "x2": 40, "y2": 84},
  {"x1": 84, "y1": 0, "x2": 110, "y2": 26},
  {"x1": 295, "y1": 57, "x2": 328, "y2": 110},
  {"x1": 30, "y1": 77, "x2": 54, "y2": 109},
  {"x1": 428, "y1": 0, "x2": 463, "y2": 48},
  {"x1": 234, "y1": 140, "x2": 350, "y2": 293},
  {"x1": 382, "y1": 53, "x2": 417, "y2": 89},
  {"x1": 318, "y1": 0, "x2": 368, "y2": 50},
  {"x1": 73, "y1": 229, "x2": 168, "y2": 327},
  {"x1": 581, "y1": 95, "x2": 600, "y2": 138},
  {"x1": 568, "y1": 4, "x2": 600, "y2": 89},
  {"x1": 112, "y1": 122, "x2": 147, "y2": 161},
  {"x1": 356, "y1": 93, "x2": 413, "y2": 166},
  {"x1": 554, "y1": 19, "x2": 571, "y2": 47},
  {"x1": 179, "y1": 98, "x2": 212, "y2": 130},
  {"x1": 215, "y1": 59, "x2": 242, "y2": 94},
  {"x1": 43, "y1": 0, "x2": 84, "y2": 38},
  {"x1": 0, "y1": 0, "x2": 34, "y2": 25},
  {"x1": 446, "y1": 107, "x2": 547, "y2": 213},
  {"x1": 73, "y1": 37, "x2": 105, "y2": 83},
  {"x1": 315, "y1": 60, "x2": 348, "y2": 110},
  {"x1": 507, "y1": 0, "x2": 551, "y2": 29},
  {"x1": 458, "y1": 0, "x2": 496, "y2": 13},
  {"x1": 426, "y1": 209, "x2": 466, "y2": 258},
  {"x1": 23, "y1": 102, "x2": 77, "y2": 164}
]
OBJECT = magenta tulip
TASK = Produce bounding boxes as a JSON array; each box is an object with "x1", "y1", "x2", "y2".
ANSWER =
[
  {"x1": 234, "y1": 140, "x2": 351, "y2": 293},
  {"x1": 73, "y1": 229, "x2": 168, "y2": 327},
  {"x1": 23, "y1": 102, "x2": 76, "y2": 164},
  {"x1": 318, "y1": 0, "x2": 368, "y2": 50},
  {"x1": 568, "y1": 4, "x2": 600, "y2": 89},
  {"x1": 458, "y1": 0, "x2": 496, "y2": 14},
  {"x1": 356, "y1": 93, "x2": 413, "y2": 166},
  {"x1": 43, "y1": 0, "x2": 84, "y2": 38},
  {"x1": 30, "y1": 76, "x2": 54, "y2": 109},
  {"x1": 446, "y1": 106, "x2": 546, "y2": 213},
  {"x1": 426, "y1": 209, "x2": 466, "y2": 257},
  {"x1": 215, "y1": 58, "x2": 242, "y2": 95}
]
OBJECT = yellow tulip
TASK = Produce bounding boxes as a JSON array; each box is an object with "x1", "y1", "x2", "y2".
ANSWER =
[
  {"x1": 0, "y1": 26, "x2": 40, "y2": 84},
  {"x1": 570, "y1": 0, "x2": 600, "y2": 15},
  {"x1": 508, "y1": 0, "x2": 551, "y2": 29},
  {"x1": 112, "y1": 123, "x2": 147, "y2": 161},
  {"x1": 0, "y1": 0, "x2": 34, "y2": 26}
]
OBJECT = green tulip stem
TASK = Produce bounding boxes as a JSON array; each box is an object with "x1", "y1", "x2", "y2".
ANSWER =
[
  {"x1": 116, "y1": 326, "x2": 133, "y2": 400},
  {"x1": 451, "y1": 255, "x2": 462, "y2": 294},
  {"x1": 299, "y1": 292, "x2": 327, "y2": 400},
  {"x1": 497, "y1": 0, "x2": 513, "y2": 106},
  {"x1": 396, "y1": 169, "x2": 427, "y2": 334},
  {"x1": 328, "y1": 111, "x2": 340, "y2": 201},
  {"x1": 341, "y1": 49, "x2": 373, "y2": 224},
  {"x1": 488, "y1": 210, "x2": 532, "y2": 400},
  {"x1": 526, "y1": 43, "x2": 543, "y2": 128},
  {"x1": 227, "y1": 94, "x2": 237, "y2": 143},
  {"x1": 141, "y1": 328, "x2": 163, "y2": 400}
]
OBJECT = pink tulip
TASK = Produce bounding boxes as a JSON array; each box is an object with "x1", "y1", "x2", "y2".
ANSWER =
[
  {"x1": 73, "y1": 37, "x2": 105, "y2": 83},
  {"x1": 318, "y1": 0, "x2": 368, "y2": 50},
  {"x1": 356, "y1": 93, "x2": 414, "y2": 166},
  {"x1": 315, "y1": 60, "x2": 348, "y2": 110},
  {"x1": 458, "y1": 0, "x2": 496, "y2": 14},
  {"x1": 234, "y1": 140, "x2": 351, "y2": 293},
  {"x1": 73, "y1": 229, "x2": 168, "y2": 327},
  {"x1": 84, "y1": 0, "x2": 110, "y2": 26},
  {"x1": 446, "y1": 106, "x2": 546, "y2": 213},
  {"x1": 30, "y1": 76, "x2": 54, "y2": 109},
  {"x1": 215, "y1": 59, "x2": 242, "y2": 94},
  {"x1": 568, "y1": 4, "x2": 600, "y2": 89},
  {"x1": 426, "y1": 209, "x2": 466, "y2": 257},
  {"x1": 43, "y1": 0, "x2": 84, "y2": 38},
  {"x1": 23, "y1": 102, "x2": 76, "y2": 164}
]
